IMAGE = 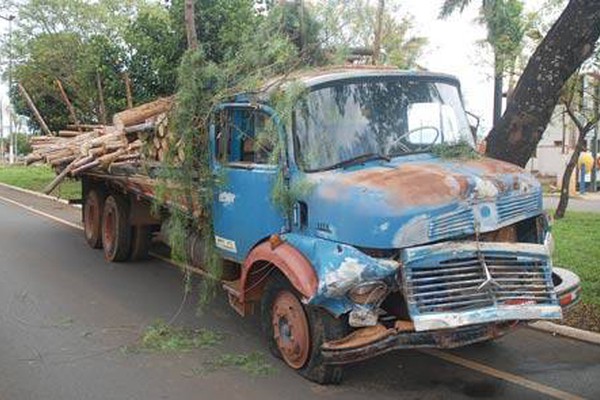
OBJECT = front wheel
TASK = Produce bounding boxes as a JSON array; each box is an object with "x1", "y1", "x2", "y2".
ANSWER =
[{"x1": 261, "y1": 275, "x2": 348, "y2": 384}]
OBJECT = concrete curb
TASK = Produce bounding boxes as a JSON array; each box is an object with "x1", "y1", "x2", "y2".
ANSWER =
[
  {"x1": 0, "y1": 181, "x2": 81, "y2": 208},
  {"x1": 528, "y1": 321, "x2": 600, "y2": 346}
]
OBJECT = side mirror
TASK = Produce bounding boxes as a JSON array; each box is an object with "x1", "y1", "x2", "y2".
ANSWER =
[
  {"x1": 209, "y1": 122, "x2": 217, "y2": 169},
  {"x1": 466, "y1": 111, "x2": 481, "y2": 145}
]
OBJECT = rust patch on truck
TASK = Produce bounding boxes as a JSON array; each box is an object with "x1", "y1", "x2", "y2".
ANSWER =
[{"x1": 339, "y1": 163, "x2": 471, "y2": 207}]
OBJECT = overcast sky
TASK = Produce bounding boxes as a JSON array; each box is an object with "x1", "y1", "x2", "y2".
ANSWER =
[{"x1": 0, "y1": 0, "x2": 550, "y2": 136}]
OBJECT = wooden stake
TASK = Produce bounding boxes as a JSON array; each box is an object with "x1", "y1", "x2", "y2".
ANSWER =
[
  {"x1": 55, "y1": 79, "x2": 82, "y2": 131},
  {"x1": 18, "y1": 83, "x2": 53, "y2": 136},
  {"x1": 124, "y1": 72, "x2": 134, "y2": 109},
  {"x1": 96, "y1": 72, "x2": 107, "y2": 125}
]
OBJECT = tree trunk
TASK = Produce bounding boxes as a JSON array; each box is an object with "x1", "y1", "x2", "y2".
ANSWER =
[
  {"x1": 493, "y1": 53, "x2": 503, "y2": 127},
  {"x1": 184, "y1": 0, "x2": 199, "y2": 51},
  {"x1": 555, "y1": 128, "x2": 588, "y2": 219},
  {"x1": 486, "y1": 0, "x2": 600, "y2": 167},
  {"x1": 372, "y1": 0, "x2": 385, "y2": 65}
]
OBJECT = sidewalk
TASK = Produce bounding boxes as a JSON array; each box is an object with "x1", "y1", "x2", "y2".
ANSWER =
[{"x1": 544, "y1": 192, "x2": 600, "y2": 212}]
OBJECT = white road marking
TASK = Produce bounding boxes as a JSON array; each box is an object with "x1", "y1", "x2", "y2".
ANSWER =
[
  {"x1": 0, "y1": 194, "x2": 83, "y2": 231},
  {"x1": 0, "y1": 190, "x2": 590, "y2": 400},
  {"x1": 421, "y1": 349, "x2": 585, "y2": 400}
]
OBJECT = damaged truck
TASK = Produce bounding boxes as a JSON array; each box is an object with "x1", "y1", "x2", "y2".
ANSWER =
[{"x1": 79, "y1": 67, "x2": 581, "y2": 384}]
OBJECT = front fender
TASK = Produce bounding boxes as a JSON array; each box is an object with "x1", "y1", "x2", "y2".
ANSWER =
[{"x1": 283, "y1": 234, "x2": 400, "y2": 316}]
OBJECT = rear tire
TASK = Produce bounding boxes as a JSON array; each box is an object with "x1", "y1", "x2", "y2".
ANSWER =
[
  {"x1": 130, "y1": 225, "x2": 152, "y2": 261},
  {"x1": 261, "y1": 274, "x2": 348, "y2": 384},
  {"x1": 83, "y1": 189, "x2": 104, "y2": 249},
  {"x1": 102, "y1": 194, "x2": 131, "y2": 262}
]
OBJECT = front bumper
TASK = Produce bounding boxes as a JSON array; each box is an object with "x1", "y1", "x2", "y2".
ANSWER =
[
  {"x1": 553, "y1": 266, "x2": 582, "y2": 311},
  {"x1": 322, "y1": 321, "x2": 516, "y2": 365}
]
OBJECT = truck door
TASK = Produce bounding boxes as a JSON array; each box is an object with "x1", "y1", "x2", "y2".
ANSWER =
[{"x1": 211, "y1": 107, "x2": 286, "y2": 262}]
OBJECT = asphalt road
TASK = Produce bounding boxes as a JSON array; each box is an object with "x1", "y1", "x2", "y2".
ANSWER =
[{"x1": 1, "y1": 184, "x2": 599, "y2": 400}]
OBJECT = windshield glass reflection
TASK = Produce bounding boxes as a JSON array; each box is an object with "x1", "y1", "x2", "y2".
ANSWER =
[{"x1": 294, "y1": 78, "x2": 473, "y2": 171}]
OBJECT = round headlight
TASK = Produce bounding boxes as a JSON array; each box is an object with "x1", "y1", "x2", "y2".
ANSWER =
[{"x1": 348, "y1": 281, "x2": 389, "y2": 305}]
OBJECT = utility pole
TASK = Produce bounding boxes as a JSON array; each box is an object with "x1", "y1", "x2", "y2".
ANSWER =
[
  {"x1": 1, "y1": 14, "x2": 15, "y2": 163},
  {"x1": 0, "y1": 99, "x2": 3, "y2": 163}
]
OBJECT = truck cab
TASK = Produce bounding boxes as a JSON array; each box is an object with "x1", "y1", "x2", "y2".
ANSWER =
[{"x1": 207, "y1": 68, "x2": 580, "y2": 383}]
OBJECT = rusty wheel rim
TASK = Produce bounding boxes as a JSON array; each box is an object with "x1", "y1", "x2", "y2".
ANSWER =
[
  {"x1": 84, "y1": 196, "x2": 98, "y2": 239},
  {"x1": 103, "y1": 207, "x2": 115, "y2": 254},
  {"x1": 271, "y1": 290, "x2": 310, "y2": 369}
]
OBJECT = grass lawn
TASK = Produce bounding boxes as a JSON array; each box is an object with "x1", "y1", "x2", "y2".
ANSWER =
[
  {"x1": 0, "y1": 164, "x2": 81, "y2": 200},
  {"x1": 553, "y1": 212, "x2": 600, "y2": 307}
]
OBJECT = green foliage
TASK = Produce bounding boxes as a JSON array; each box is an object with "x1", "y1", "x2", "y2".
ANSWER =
[
  {"x1": 553, "y1": 212, "x2": 600, "y2": 306},
  {"x1": 439, "y1": 0, "x2": 474, "y2": 18},
  {"x1": 4, "y1": 0, "x2": 180, "y2": 132},
  {"x1": 208, "y1": 352, "x2": 276, "y2": 377},
  {"x1": 125, "y1": 4, "x2": 184, "y2": 103},
  {"x1": 431, "y1": 140, "x2": 481, "y2": 160},
  {"x1": 0, "y1": 165, "x2": 81, "y2": 199},
  {"x1": 440, "y1": 0, "x2": 527, "y2": 75},
  {"x1": 315, "y1": 0, "x2": 426, "y2": 68},
  {"x1": 15, "y1": 132, "x2": 32, "y2": 155},
  {"x1": 481, "y1": 0, "x2": 527, "y2": 74},
  {"x1": 139, "y1": 320, "x2": 222, "y2": 352}
]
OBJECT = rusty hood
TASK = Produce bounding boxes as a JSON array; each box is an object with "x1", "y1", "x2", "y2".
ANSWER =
[{"x1": 303, "y1": 154, "x2": 542, "y2": 249}]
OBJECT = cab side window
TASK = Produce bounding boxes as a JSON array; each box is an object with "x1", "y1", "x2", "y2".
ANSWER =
[{"x1": 215, "y1": 109, "x2": 275, "y2": 165}]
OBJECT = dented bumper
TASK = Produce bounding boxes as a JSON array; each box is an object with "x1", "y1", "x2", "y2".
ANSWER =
[{"x1": 322, "y1": 322, "x2": 516, "y2": 365}]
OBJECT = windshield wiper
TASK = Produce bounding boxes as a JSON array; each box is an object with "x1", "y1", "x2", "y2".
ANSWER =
[{"x1": 332, "y1": 153, "x2": 391, "y2": 169}]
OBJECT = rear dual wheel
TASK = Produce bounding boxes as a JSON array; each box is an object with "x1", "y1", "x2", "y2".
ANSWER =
[
  {"x1": 83, "y1": 189, "x2": 104, "y2": 249},
  {"x1": 101, "y1": 194, "x2": 132, "y2": 262}
]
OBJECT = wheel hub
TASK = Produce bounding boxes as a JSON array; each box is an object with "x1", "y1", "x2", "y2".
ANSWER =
[
  {"x1": 271, "y1": 291, "x2": 310, "y2": 369},
  {"x1": 103, "y1": 209, "x2": 115, "y2": 251}
]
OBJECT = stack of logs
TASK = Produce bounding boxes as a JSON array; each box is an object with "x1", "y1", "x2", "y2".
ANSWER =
[{"x1": 26, "y1": 96, "x2": 181, "y2": 194}]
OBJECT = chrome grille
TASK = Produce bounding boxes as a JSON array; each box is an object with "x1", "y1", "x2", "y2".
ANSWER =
[
  {"x1": 429, "y1": 208, "x2": 474, "y2": 241},
  {"x1": 497, "y1": 191, "x2": 541, "y2": 223},
  {"x1": 402, "y1": 249, "x2": 556, "y2": 315}
]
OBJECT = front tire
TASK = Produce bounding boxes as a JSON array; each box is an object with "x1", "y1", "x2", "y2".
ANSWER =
[
  {"x1": 261, "y1": 275, "x2": 348, "y2": 384},
  {"x1": 102, "y1": 194, "x2": 131, "y2": 262}
]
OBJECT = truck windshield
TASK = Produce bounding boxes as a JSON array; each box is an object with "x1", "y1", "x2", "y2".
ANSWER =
[{"x1": 294, "y1": 77, "x2": 474, "y2": 171}]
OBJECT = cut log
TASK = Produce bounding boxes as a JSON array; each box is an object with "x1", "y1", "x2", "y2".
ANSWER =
[
  {"x1": 18, "y1": 84, "x2": 53, "y2": 136},
  {"x1": 67, "y1": 124, "x2": 103, "y2": 131},
  {"x1": 43, "y1": 159, "x2": 78, "y2": 194},
  {"x1": 112, "y1": 96, "x2": 174, "y2": 130},
  {"x1": 58, "y1": 130, "x2": 84, "y2": 138},
  {"x1": 55, "y1": 79, "x2": 81, "y2": 131},
  {"x1": 72, "y1": 160, "x2": 100, "y2": 176}
]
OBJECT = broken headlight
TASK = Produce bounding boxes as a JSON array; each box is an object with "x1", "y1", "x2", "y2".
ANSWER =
[{"x1": 348, "y1": 281, "x2": 389, "y2": 305}]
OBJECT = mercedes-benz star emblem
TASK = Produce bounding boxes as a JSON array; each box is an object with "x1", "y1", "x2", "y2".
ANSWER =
[{"x1": 477, "y1": 259, "x2": 501, "y2": 292}]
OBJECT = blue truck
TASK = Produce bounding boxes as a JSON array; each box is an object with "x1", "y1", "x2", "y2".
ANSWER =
[{"x1": 81, "y1": 67, "x2": 581, "y2": 384}]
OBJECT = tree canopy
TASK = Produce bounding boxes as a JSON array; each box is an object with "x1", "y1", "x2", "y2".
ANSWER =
[{"x1": 1, "y1": 0, "x2": 426, "y2": 133}]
